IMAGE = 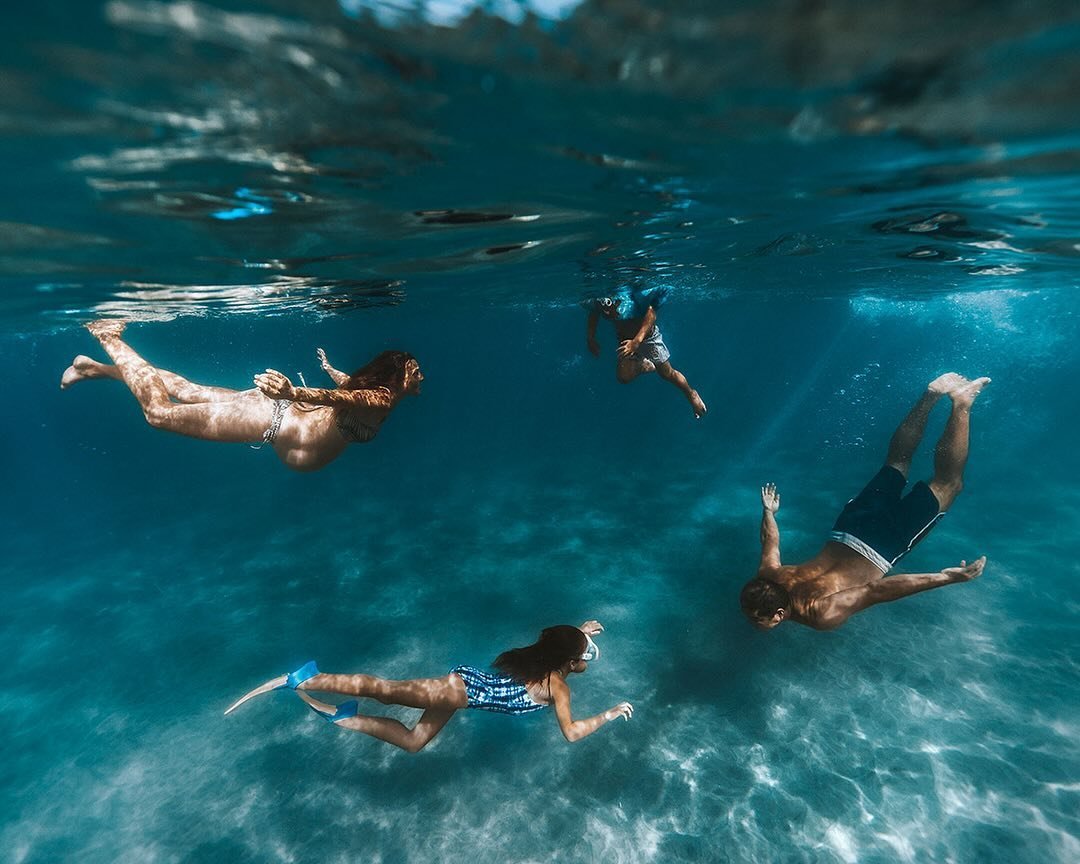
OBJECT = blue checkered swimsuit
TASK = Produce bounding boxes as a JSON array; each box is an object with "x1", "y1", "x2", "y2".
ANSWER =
[{"x1": 449, "y1": 665, "x2": 547, "y2": 716}]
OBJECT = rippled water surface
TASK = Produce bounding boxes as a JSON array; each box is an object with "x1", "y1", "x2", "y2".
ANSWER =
[{"x1": 2, "y1": 2, "x2": 1079, "y2": 862}]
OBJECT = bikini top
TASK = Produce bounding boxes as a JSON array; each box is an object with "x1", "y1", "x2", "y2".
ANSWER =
[{"x1": 335, "y1": 409, "x2": 379, "y2": 443}]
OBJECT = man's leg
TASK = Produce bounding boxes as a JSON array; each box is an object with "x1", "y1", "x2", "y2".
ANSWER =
[
  {"x1": 655, "y1": 361, "x2": 707, "y2": 418},
  {"x1": 885, "y1": 372, "x2": 965, "y2": 477},
  {"x1": 928, "y1": 376, "x2": 991, "y2": 509},
  {"x1": 616, "y1": 356, "x2": 654, "y2": 383}
]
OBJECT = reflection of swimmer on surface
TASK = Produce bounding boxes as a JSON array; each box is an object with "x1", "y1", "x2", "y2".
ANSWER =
[
  {"x1": 740, "y1": 373, "x2": 990, "y2": 631},
  {"x1": 585, "y1": 285, "x2": 706, "y2": 418},
  {"x1": 62, "y1": 321, "x2": 422, "y2": 472},
  {"x1": 224, "y1": 621, "x2": 633, "y2": 753}
]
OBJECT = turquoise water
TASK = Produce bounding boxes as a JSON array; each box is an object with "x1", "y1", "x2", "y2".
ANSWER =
[{"x1": 3, "y1": 2, "x2": 1080, "y2": 862}]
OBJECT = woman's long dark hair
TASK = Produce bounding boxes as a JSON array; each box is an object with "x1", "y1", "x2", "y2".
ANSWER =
[
  {"x1": 493, "y1": 625, "x2": 586, "y2": 685},
  {"x1": 343, "y1": 350, "x2": 416, "y2": 392}
]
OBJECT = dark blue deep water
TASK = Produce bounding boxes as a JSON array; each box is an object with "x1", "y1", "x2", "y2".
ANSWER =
[{"x1": 2, "y1": 2, "x2": 1079, "y2": 862}]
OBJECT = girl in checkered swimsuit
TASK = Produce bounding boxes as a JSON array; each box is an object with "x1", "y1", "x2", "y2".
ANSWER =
[{"x1": 225, "y1": 621, "x2": 633, "y2": 753}]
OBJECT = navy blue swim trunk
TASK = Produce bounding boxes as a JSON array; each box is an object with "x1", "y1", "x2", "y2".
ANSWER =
[{"x1": 829, "y1": 466, "x2": 944, "y2": 572}]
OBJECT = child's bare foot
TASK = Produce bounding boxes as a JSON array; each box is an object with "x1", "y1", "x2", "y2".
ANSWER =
[
  {"x1": 950, "y1": 376, "x2": 991, "y2": 408},
  {"x1": 690, "y1": 390, "x2": 707, "y2": 419},
  {"x1": 927, "y1": 372, "x2": 965, "y2": 395},
  {"x1": 60, "y1": 355, "x2": 115, "y2": 389},
  {"x1": 86, "y1": 319, "x2": 127, "y2": 341}
]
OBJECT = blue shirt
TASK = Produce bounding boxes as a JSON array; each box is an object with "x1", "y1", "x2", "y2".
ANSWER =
[{"x1": 595, "y1": 284, "x2": 671, "y2": 320}]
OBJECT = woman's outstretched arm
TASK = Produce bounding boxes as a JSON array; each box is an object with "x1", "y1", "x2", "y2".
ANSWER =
[
  {"x1": 549, "y1": 673, "x2": 632, "y2": 743},
  {"x1": 254, "y1": 369, "x2": 392, "y2": 409},
  {"x1": 316, "y1": 348, "x2": 350, "y2": 387}
]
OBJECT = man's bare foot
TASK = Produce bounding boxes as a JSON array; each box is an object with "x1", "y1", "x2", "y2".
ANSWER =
[
  {"x1": 60, "y1": 355, "x2": 114, "y2": 390},
  {"x1": 86, "y1": 319, "x2": 127, "y2": 341},
  {"x1": 950, "y1": 376, "x2": 991, "y2": 408},
  {"x1": 928, "y1": 372, "x2": 965, "y2": 395},
  {"x1": 690, "y1": 390, "x2": 707, "y2": 419}
]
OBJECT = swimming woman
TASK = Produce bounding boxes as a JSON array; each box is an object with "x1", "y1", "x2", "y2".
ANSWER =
[
  {"x1": 61, "y1": 320, "x2": 423, "y2": 472},
  {"x1": 224, "y1": 621, "x2": 634, "y2": 752}
]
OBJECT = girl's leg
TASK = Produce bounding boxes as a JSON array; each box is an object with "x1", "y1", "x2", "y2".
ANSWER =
[
  {"x1": 87, "y1": 322, "x2": 272, "y2": 442},
  {"x1": 223, "y1": 670, "x2": 467, "y2": 718},
  {"x1": 301, "y1": 673, "x2": 468, "y2": 711},
  {"x1": 61, "y1": 355, "x2": 241, "y2": 402},
  {"x1": 297, "y1": 690, "x2": 456, "y2": 753}
]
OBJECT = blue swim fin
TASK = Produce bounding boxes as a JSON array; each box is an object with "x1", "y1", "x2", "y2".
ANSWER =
[
  {"x1": 310, "y1": 699, "x2": 359, "y2": 723},
  {"x1": 283, "y1": 660, "x2": 320, "y2": 690}
]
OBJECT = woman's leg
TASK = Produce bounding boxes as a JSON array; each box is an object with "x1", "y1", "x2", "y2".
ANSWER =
[
  {"x1": 87, "y1": 321, "x2": 273, "y2": 442},
  {"x1": 297, "y1": 690, "x2": 456, "y2": 753},
  {"x1": 301, "y1": 672, "x2": 469, "y2": 711},
  {"x1": 61, "y1": 355, "x2": 241, "y2": 402},
  {"x1": 223, "y1": 670, "x2": 468, "y2": 720}
]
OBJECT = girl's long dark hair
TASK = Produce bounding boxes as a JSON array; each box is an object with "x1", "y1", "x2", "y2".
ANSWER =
[
  {"x1": 343, "y1": 350, "x2": 416, "y2": 392},
  {"x1": 493, "y1": 625, "x2": 586, "y2": 685}
]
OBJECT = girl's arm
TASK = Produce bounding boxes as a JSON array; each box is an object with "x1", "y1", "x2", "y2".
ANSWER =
[
  {"x1": 316, "y1": 348, "x2": 350, "y2": 387},
  {"x1": 549, "y1": 673, "x2": 633, "y2": 743},
  {"x1": 254, "y1": 369, "x2": 392, "y2": 409}
]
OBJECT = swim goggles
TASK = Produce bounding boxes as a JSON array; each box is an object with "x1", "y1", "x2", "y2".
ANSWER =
[
  {"x1": 597, "y1": 297, "x2": 616, "y2": 309},
  {"x1": 579, "y1": 634, "x2": 601, "y2": 662}
]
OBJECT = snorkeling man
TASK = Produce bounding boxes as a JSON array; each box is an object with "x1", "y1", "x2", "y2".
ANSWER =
[
  {"x1": 740, "y1": 373, "x2": 990, "y2": 631},
  {"x1": 586, "y1": 285, "x2": 707, "y2": 418}
]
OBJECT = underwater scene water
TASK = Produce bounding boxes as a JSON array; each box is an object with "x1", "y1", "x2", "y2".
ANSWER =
[{"x1": 3, "y1": 1, "x2": 1079, "y2": 861}]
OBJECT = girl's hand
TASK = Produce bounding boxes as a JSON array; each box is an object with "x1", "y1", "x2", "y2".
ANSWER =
[
  {"x1": 254, "y1": 369, "x2": 297, "y2": 400},
  {"x1": 605, "y1": 702, "x2": 633, "y2": 722},
  {"x1": 316, "y1": 347, "x2": 332, "y2": 371},
  {"x1": 579, "y1": 620, "x2": 604, "y2": 636}
]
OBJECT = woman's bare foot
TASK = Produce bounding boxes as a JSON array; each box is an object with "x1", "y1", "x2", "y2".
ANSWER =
[
  {"x1": 223, "y1": 674, "x2": 288, "y2": 715},
  {"x1": 690, "y1": 390, "x2": 707, "y2": 419},
  {"x1": 927, "y1": 372, "x2": 965, "y2": 395},
  {"x1": 86, "y1": 319, "x2": 127, "y2": 341},
  {"x1": 950, "y1": 376, "x2": 991, "y2": 408},
  {"x1": 60, "y1": 355, "x2": 116, "y2": 389}
]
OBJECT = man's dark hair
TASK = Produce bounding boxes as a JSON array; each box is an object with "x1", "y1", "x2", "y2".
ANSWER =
[{"x1": 739, "y1": 578, "x2": 791, "y2": 622}]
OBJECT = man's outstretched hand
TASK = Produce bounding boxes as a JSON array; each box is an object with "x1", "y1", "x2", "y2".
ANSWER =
[
  {"x1": 942, "y1": 557, "x2": 986, "y2": 582},
  {"x1": 761, "y1": 483, "x2": 781, "y2": 513}
]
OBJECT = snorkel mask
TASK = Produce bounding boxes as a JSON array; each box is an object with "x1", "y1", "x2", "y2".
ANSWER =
[{"x1": 579, "y1": 634, "x2": 601, "y2": 662}]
